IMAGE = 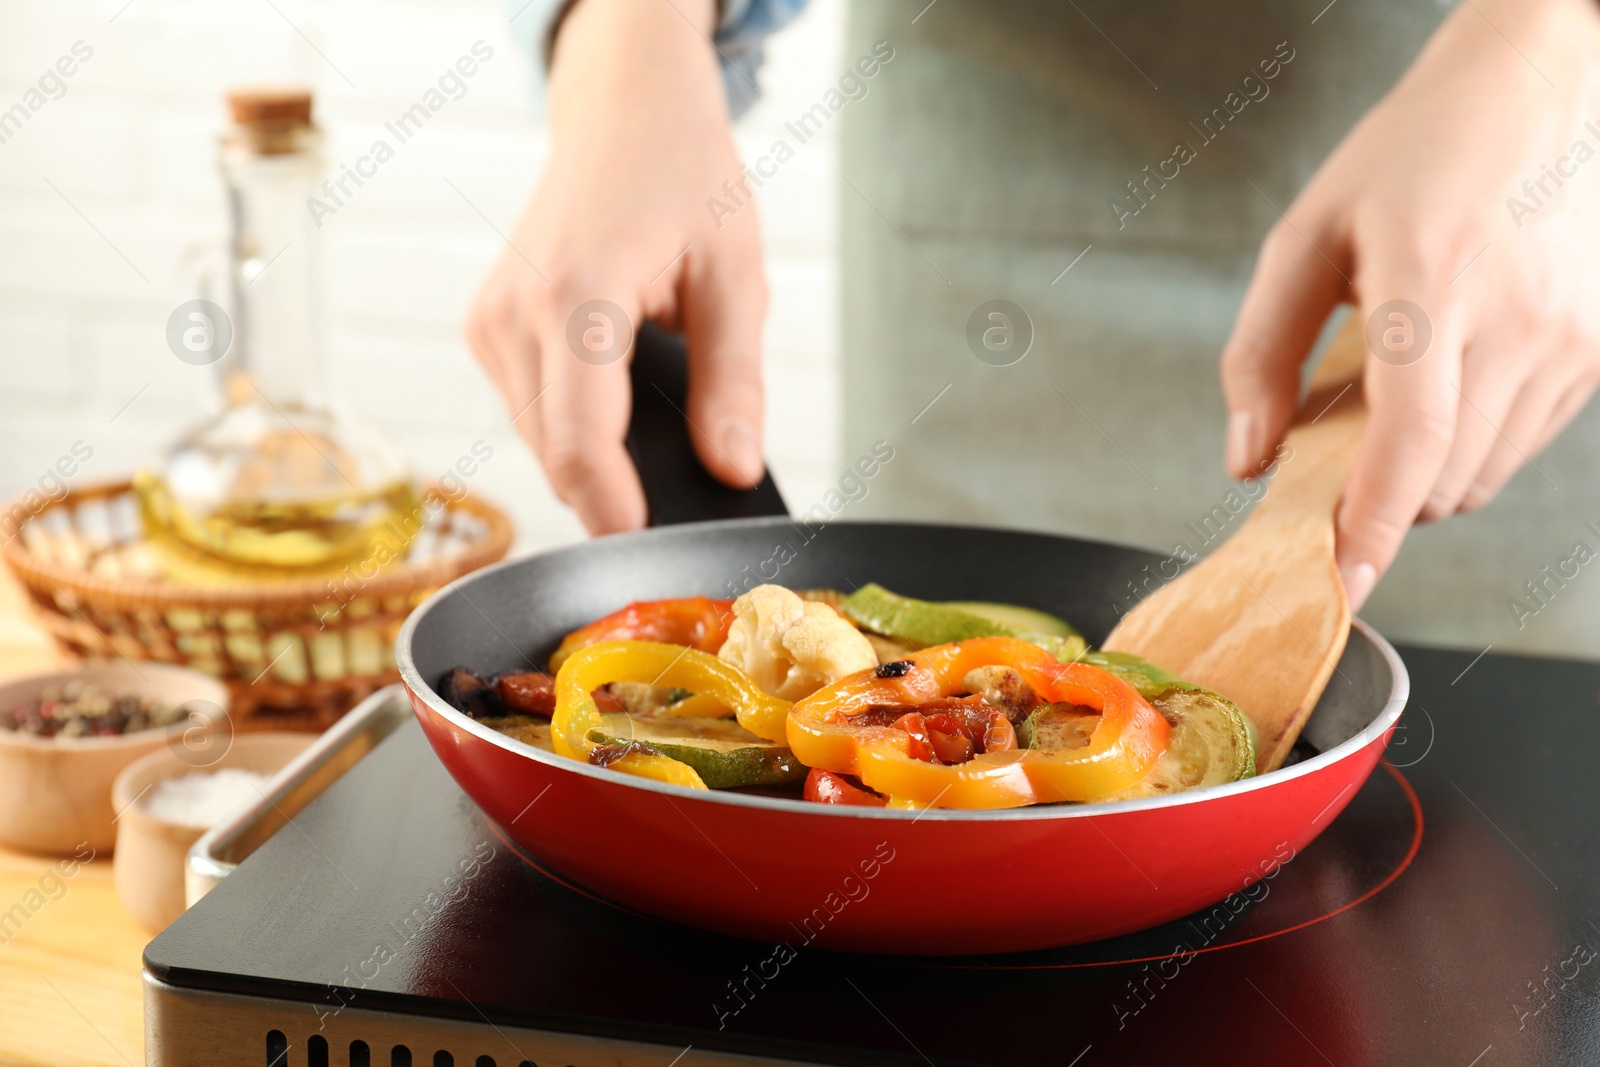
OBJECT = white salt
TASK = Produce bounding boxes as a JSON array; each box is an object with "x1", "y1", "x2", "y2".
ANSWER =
[{"x1": 141, "y1": 769, "x2": 273, "y2": 829}]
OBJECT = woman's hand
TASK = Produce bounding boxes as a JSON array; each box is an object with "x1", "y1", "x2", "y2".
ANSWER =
[
  {"x1": 465, "y1": 0, "x2": 768, "y2": 534},
  {"x1": 1221, "y1": 0, "x2": 1600, "y2": 609}
]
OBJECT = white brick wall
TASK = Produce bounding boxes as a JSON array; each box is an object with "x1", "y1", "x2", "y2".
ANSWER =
[{"x1": 0, "y1": 0, "x2": 843, "y2": 555}]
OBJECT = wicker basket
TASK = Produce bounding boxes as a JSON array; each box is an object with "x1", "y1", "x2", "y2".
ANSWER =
[{"x1": 0, "y1": 480, "x2": 512, "y2": 731}]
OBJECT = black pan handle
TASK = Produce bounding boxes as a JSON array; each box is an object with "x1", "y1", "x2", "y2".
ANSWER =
[{"x1": 625, "y1": 323, "x2": 789, "y2": 526}]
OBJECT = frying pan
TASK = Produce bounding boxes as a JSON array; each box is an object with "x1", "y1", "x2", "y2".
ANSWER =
[{"x1": 397, "y1": 325, "x2": 1409, "y2": 955}]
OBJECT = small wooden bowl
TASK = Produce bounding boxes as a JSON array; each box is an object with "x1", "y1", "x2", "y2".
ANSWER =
[
  {"x1": 112, "y1": 732, "x2": 313, "y2": 932},
  {"x1": 0, "y1": 664, "x2": 231, "y2": 856}
]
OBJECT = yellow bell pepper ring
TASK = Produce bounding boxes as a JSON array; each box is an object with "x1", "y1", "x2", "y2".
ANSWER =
[
  {"x1": 787, "y1": 637, "x2": 1171, "y2": 809},
  {"x1": 552, "y1": 641, "x2": 793, "y2": 786}
]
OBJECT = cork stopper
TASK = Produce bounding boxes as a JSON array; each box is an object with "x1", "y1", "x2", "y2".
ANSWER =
[{"x1": 224, "y1": 87, "x2": 316, "y2": 155}]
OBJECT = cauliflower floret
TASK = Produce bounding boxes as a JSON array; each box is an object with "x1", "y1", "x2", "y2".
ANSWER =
[{"x1": 718, "y1": 584, "x2": 877, "y2": 700}]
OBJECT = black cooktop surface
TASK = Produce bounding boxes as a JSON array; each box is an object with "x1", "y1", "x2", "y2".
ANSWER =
[{"x1": 147, "y1": 645, "x2": 1600, "y2": 1067}]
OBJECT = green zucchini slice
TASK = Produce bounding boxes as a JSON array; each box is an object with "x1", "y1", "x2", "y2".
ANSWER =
[
  {"x1": 1075, "y1": 650, "x2": 1181, "y2": 699},
  {"x1": 1017, "y1": 702, "x2": 1098, "y2": 751},
  {"x1": 605, "y1": 682, "x2": 697, "y2": 716},
  {"x1": 1117, "y1": 686, "x2": 1258, "y2": 797},
  {"x1": 1019, "y1": 685, "x2": 1256, "y2": 799},
  {"x1": 943, "y1": 601, "x2": 1079, "y2": 639},
  {"x1": 587, "y1": 713, "x2": 806, "y2": 790},
  {"x1": 840, "y1": 583, "x2": 1085, "y2": 660},
  {"x1": 477, "y1": 716, "x2": 557, "y2": 753}
]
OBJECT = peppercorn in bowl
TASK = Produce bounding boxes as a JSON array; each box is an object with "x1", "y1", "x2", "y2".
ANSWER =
[{"x1": 0, "y1": 663, "x2": 231, "y2": 855}]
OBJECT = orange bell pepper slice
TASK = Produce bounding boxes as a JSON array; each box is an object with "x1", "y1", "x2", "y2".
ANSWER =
[{"x1": 787, "y1": 637, "x2": 1170, "y2": 809}]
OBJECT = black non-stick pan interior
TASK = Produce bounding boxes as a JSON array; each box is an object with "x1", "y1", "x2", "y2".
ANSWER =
[{"x1": 410, "y1": 519, "x2": 1391, "y2": 755}]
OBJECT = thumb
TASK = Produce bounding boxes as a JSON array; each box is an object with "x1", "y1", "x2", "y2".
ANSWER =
[
  {"x1": 1334, "y1": 283, "x2": 1460, "y2": 612},
  {"x1": 1220, "y1": 218, "x2": 1349, "y2": 479},
  {"x1": 681, "y1": 248, "x2": 768, "y2": 487}
]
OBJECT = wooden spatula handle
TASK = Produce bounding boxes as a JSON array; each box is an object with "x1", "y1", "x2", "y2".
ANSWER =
[{"x1": 1252, "y1": 313, "x2": 1368, "y2": 524}]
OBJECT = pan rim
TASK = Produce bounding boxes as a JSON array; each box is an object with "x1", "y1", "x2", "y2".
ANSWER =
[{"x1": 396, "y1": 519, "x2": 1410, "y2": 822}]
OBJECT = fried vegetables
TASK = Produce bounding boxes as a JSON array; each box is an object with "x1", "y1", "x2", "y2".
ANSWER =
[
  {"x1": 434, "y1": 582, "x2": 1255, "y2": 808},
  {"x1": 717, "y1": 584, "x2": 878, "y2": 701}
]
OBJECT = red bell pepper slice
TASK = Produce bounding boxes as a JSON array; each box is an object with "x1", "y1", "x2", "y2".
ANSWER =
[
  {"x1": 550, "y1": 596, "x2": 734, "y2": 671},
  {"x1": 804, "y1": 768, "x2": 889, "y2": 807}
]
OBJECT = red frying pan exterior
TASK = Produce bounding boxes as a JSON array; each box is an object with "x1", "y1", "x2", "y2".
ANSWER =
[
  {"x1": 401, "y1": 618, "x2": 1404, "y2": 956},
  {"x1": 396, "y1": 331, "x2": 1408, "y2": 955}
]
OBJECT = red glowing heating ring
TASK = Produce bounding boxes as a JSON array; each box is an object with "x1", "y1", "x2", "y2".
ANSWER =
[{"x1": 933, "y1": 760, "x2": 1425, "y2": 972}]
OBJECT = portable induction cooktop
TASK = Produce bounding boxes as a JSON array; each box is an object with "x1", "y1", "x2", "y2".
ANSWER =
[{"x1": 145, "y1": 644, "x2": 1600, "y2": 1067}]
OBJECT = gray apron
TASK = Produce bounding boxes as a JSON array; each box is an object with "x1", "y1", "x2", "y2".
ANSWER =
[{"x1": 838, "y1": 0, "x2": 1600, "y2": 657}]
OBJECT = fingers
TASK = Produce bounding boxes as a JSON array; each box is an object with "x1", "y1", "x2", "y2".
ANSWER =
[
  {"x1": 534, "y1": 285, "x2": 648, "y2": 534},
  {"x1": 465, "y1": 241, "x2": 764, "y2": 534},
  {"x1": 1334, "y1": 286, "x2": 1463, "y2": 611},
  {"x1": 1220, "y1": 217, "x2": 1350, "y2": 478},
  {"x1": 1415, "y1": 338, "x2": 1523, "y2": 521},
  {"x1": 1460, "y1": 366, "x2": 1588, "y2": 509},
  {"x1": 1529, "y1": 374, "x2": 1600, "y2": 458},
  {"x1": 681, "y1": 246, "x2": 768, "y2": 487},
  {"x1": 467, "y1": 276, "x2": 555, "y2": 484},
  {"x1": 467, "y1": 258, "x2": 649, "y2": 536}
]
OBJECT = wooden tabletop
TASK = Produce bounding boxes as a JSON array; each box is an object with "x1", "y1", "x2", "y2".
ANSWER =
[{"x1": 0, "y1": 571, "x2": 150, "y2": 1067}]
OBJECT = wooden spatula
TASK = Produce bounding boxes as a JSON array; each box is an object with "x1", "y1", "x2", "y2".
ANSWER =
[{"x1": 1101, "y1": 312, "x2": 1369, "y2": 773}]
